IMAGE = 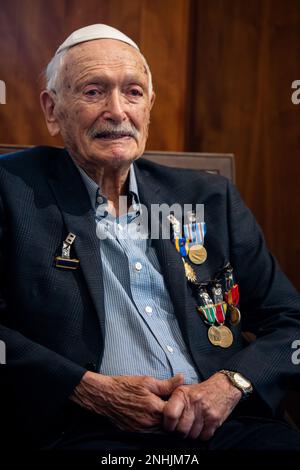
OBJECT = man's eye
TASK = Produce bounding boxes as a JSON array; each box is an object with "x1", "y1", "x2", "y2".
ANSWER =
[
  {"x1": 129, "y1": 88, "x2": 143, "y2": 97},
  {"x1": 84, "y1": 89, "x2": 101, "y2": 96}
]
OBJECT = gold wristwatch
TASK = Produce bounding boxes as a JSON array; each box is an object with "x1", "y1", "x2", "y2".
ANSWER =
[{"x1": 219, "y1": 370, "x2": 253, "y2": 399}]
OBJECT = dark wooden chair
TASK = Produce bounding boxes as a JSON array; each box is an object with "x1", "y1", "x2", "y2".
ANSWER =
[
  {"x1": 0, "y1": 144, "x2": 235, "y2": 182},
  {"x1": 142, "y1": 150, "x2": 235, "y2": 183}
]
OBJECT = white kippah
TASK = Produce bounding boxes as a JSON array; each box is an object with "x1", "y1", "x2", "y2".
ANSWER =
[{"x1": 56, "y1": 24, "x2": 139, "y2": 55}]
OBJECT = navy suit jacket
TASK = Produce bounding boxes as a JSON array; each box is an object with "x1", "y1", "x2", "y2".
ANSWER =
[{"x1": 0, "y1": 146, "x2": 299, "y2": 446}]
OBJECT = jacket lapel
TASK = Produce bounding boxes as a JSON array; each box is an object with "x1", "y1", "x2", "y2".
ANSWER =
[
  {"x1": 47, "y1": 149, "x2": 105, "y2": 337},
  {"x1": 134, "y1": 163, "x2": 201, "y2": 351},
  {"x1": 134, "y1": 161, "x2": 220, "y2": 371}
]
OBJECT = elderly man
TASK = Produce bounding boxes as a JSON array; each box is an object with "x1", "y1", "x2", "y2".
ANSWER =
[{"x1": 0, "y1": 24, "x2": 300, "y2": 452}]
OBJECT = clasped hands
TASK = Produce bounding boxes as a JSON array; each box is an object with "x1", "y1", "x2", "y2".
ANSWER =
[{"x1": 71, "y1": 371, "x2": 242, "y2": 441}]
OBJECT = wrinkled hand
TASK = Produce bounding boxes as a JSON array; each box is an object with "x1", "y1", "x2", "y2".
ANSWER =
[
  {"x1": 71, "y1": 371, "x2": 184, "y2": 433},
  {"x1": 163, "y1": 372, "x2": 242, "y2": 441}
]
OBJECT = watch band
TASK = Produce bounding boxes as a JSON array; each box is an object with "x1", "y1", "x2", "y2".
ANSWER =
[{"x1": 219, "y1": 369, "x2": 253, "y2": 399}]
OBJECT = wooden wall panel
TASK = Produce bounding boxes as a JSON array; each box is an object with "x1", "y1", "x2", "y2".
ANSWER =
[
  {"x1": 0, "y1": 0, "x2": 191, "y2": 150},
  {"x1": 190, "y1": 0, "x2": 300, "y2": 290},
  {"x1": 140, "y1": 0, "x2": 192, "y2": 150},
  {"x1": 0, "y1": 0, "x2": 299, "y2": 290}
]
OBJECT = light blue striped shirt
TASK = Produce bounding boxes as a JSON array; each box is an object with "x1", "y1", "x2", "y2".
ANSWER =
[{"x1": 77, "y1": 164, "x2": 200, "y2": 384}]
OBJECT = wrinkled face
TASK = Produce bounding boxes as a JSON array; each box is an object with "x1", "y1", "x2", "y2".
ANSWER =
[{"x1": 42, "y1": 39, "x2": 155, "y2": 169}]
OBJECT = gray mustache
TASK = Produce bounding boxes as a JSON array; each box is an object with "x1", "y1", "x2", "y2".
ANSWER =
[{"x1": 90, "y1": 124, "x2": 138, "y2": 139}]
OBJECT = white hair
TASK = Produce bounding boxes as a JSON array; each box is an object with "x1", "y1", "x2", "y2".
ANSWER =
[{"x1": 45, "y1": 46, "x2": 153, "y2": 96}]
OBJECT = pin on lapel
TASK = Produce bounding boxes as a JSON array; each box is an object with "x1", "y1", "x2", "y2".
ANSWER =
[{"x1": 55, "y1": 232, "x2": 80, "y2": 270}]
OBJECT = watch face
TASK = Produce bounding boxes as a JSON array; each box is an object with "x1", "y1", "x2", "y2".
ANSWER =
[{"x1": 234, "y1": 373, "x2": 251, "y2": 388}]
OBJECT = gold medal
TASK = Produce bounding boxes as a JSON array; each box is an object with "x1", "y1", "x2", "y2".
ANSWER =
[
  {"x1": 208, "y1": 325, "x2": 222, "y2": 346},
  {"x1": 229, "y1": 306, "x2": 241, "y2": 326},
  {"x1": 208, "y1": 325, "x2": 233, "y2": 348},
  {"x1": 188, "y1": 245, "x2": 207, "y2": 265},
  {"x1": 218, "y1": 325, "x2": 233, "y2": 348}
]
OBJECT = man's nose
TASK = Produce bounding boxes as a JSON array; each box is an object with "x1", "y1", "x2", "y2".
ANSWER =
[{"x1": 102, "y1": 90, "x2": 126, "y2": 123}]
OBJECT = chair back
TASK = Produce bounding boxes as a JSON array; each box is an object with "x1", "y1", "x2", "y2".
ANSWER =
[{"x1": 0, "y1": 145, "x2": 235, "y2": 182}]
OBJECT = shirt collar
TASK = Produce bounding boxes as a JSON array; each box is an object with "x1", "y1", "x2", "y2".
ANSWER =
[{"x1": 75, "y1": 162, "x2": 140, "y2": 212}]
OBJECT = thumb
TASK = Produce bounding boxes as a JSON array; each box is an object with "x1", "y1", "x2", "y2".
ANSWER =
[{"x1": 149, "y1": 374, "x2": 185, "y2": 397}]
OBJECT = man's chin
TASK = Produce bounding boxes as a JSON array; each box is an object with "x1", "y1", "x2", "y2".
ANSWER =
[{"x1": 90, "y1": 139, "x2": 140, "y2": 164}]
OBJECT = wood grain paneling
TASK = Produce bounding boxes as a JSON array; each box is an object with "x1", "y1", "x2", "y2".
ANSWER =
[
  {"x1": 190, "y1": 0, "x2": 300, "y2": 290},
  {"x1": 0, "y1": 0, "x2": 299, "y2": 289},
  {"x1": 0, "y1": 0, "x2": 191, "y2": 150},
  {"x1": 140, "y1": 0, "x2": 192, "y2": 150}
]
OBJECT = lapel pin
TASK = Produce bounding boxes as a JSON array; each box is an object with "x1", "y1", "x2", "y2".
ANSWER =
[{"x1": 55, "y1": 232, "x2": 80, "y2": 270}]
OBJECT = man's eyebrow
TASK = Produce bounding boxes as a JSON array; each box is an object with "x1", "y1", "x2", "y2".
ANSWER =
[
  {"x1": 73, "y1": 74, "x2": 147, "y2": 90},
  {"x1": 123, "y1": 76, "x2": 147, "y2": 87},
  {"x1": 73, "y1": 76, "x2": 108, "y2": 90}
]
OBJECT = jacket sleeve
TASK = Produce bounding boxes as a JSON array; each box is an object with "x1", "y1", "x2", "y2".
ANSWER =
[
  {"x1": 0, "y1": 194, "x2": 86, "y2": 443},
  {"x1": 222, "y1": 180, "x2": 300, "y2": 414}
]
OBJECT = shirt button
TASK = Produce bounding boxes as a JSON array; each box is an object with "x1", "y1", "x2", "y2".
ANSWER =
[
  {"x1": 97, "y1": 196, "x2": 104, "y2": 204},
  {"x1": 135, "y1": 262, "x2": 142, "y2": 271},
  {"x1": 166, "y1": 345, "x2": 174, "y2": 353},
  {"x1": 145, "y1": 306, "x2": 153, "y2": 315}
]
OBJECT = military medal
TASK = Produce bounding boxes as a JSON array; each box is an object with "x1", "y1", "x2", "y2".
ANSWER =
[
  {"x1": 218, "y1": 325, "x2": 234, "y2": 348},
  {"x1": 167, "y1": 213, "x2": 198, "y2": 285},
  {"x1": 183, "y1": 215, "x2": 207, "y2": 265},
  {"x1": 199, "y1": 303, "x2": 232, "y2": 348},
  {"x1": 55, "y1": 232, "x2": 80, "y2": 270},
  {"x1": 208, "y1": 325, "x2": 222, "y2": 346},
  {"x1": 207, "y1": 324, "x2": 233, "y2": 348},
  {"x1": 222, "y1": 264, "x2": 241, "y2": 326},
  {"x1": 168, "y1": 212, "x2": 234, "y2": 347},
  {"x1": 229, "y1": 306, "x2": 241, "y2": 326},
  {"x1": 196, "y1": 283, "x2": 233, "y2": 348},
  {"x1": 197, "y1": 286, "x2": 215, "y2": 321},
  {"x1": 188, "y1": 244, "x2": 207, "y2": 264},
  {"x1": 197, "y1": 287, "x2": 220, "y2": 343}
]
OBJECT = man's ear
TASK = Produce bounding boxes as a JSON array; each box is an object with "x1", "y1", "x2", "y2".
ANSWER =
[
  {"x1": 40, "y1": 90, "x2": 61, "y2": 137},
  {"x1": 150, "y1": 91, "x2": 156, "y2": 110}
]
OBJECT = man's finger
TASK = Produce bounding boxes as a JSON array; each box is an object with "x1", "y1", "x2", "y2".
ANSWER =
[
  {"x1": 187, "y1": 416, "x2": 204, "y2": 440},
  {"x1": 174, "y1": 407, "x2": 195, "y2": 438},
  {"x1": 147, "y1": 374, "x2": 184, "y2": 397},
  {"x1": 199, "y1": 426, "x2": 217, "y2": 441},
  {"x1": 162, "y1": 392, "x2": 185, "y2": 432}
]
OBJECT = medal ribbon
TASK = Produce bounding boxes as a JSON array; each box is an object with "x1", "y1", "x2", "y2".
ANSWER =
[
  {"x1": 198, "y1": 305, "x2": 216, "y2": 324},
  {"x1": 184, "y1": 222, "x2": 206, "y2": 245},
  {"x1": 198, "y1": 301, "x2": 227, "y2": 325},
  {"x1": 224, "y1": 284, "x2": 240, "y2": 306},
  {"x1": 215, "y1": 302, "x2": 227, "y2": 323},
  {"x1": 175, "y1": 237, "x2": 189, "y2": 256}
]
